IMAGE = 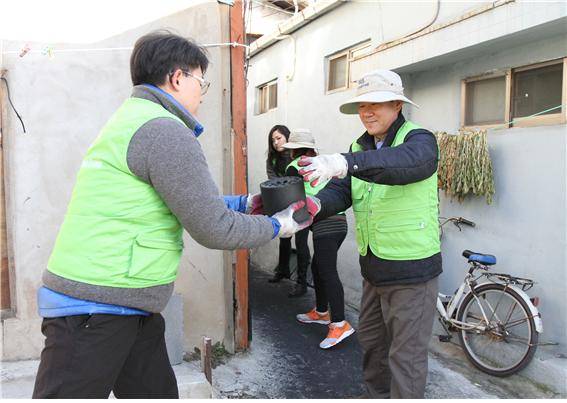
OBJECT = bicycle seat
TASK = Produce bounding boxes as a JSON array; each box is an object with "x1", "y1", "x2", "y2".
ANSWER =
[{"x1": 462, "y1": 250, "x2": 496, "y2": 265}]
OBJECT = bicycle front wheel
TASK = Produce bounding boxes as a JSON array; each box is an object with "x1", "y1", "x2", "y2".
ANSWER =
[{"x1": 456, "y1": 283, "x2": 538, "y2": 376}]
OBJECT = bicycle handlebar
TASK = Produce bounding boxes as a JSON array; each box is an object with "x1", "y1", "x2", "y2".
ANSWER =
[{"x1": 458, "y1": 217, "x2": 476, "y2": 227}]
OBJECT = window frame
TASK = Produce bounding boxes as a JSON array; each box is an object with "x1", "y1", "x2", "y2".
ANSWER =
[
  {"x1": 256, "y1": 79, "x2": 278, "y2": 115},
  {"x1": 326, "y1": 51, "x2": 349, "y2": 94},
  {"x1": 509, "y1": 58, "x2": 566, "y2": 128},
  {"x1": 461, "y1": 57, "x2": 567, "y2": 129},
  {"x1": 325, "y1": 40, "x2": 372, "y2": 95},
  {"x1": 461, "y1": 70, "x2": 511, "y2": 129}
]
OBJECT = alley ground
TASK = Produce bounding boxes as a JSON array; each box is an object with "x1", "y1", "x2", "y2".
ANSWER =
[
  {"x1": 210, "y1": 268, "x2": 559, "y2": 399},
  {"x1": 0, "y1": 268, "x2": 561, "y2": 399}
]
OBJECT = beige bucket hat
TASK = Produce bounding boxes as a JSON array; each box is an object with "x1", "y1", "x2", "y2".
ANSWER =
[
  {"x1": 339, "y1": 69, "x2": 419, "y2": 114},
  {"x1": 282, "y1": 128, "x2": 317, "y2": 149}
]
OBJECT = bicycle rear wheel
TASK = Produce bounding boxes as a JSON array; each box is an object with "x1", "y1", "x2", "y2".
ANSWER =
[{"x1": 456, "y1": 283, "x2": 538, "y2": 376}]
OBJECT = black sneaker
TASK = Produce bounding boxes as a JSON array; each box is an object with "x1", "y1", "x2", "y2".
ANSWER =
[
  {"x1": 268, "y1": 272, "x2": 290, "y2": 283},
  {"x1": 288, "y1": 283, "x2": 307, "y2": 297}
]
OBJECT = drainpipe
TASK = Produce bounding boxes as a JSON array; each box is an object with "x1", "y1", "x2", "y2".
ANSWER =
[{"x1": 275, "y1": 35, "x2": 296, "y2": 81}]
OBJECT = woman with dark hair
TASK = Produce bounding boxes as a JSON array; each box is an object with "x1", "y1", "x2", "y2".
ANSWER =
[
  {"x1": 266, "y1": 125, "x2": 292, "y2": 180},
  {"x1": 266, "y1": 125, "x2": 309, "y2": 297}
]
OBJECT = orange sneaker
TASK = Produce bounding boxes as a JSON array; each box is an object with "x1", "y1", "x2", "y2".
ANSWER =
[
  {"x1": 296, "y1": 308, "x2": 331, "y2": 325},
  {"x1": 319, "y1": 321, "x2": 355, "y2": 349}
]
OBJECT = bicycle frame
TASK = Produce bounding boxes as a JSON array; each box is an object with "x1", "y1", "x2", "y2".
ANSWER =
[
  {"x1": 437, "y1": 269, "x2": 543, "y2": 334},
  {"x1": 436, "y1": 275, "x2": 489, "y2": 332},
  {"x1": 437, "y1": 282, "x2": 466, "y2": 321},
  {"x1": 437, "y1": 283, "x2": 488, "y2": 332}
]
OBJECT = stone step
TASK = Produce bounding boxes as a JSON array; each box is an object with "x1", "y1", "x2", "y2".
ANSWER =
[{"x1": 0, "y1": 360, "x2": 211, "y2": 398}]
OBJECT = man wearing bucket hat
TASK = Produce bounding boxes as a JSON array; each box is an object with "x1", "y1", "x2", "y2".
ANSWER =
[{"x1": 298, "y1": 69, "x2": 440, "y2": 398}]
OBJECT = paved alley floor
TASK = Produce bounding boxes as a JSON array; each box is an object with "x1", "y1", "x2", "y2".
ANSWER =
[
  {"x1": 1, "y1": 268, "x2": 560, "y2": 399},
  {"x1": 211, "y1": 268, "x2": 559, "y2": 399}
]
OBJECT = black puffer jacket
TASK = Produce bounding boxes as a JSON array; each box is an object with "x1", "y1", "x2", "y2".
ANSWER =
[
  {"x1": 315, "y1": 113, "x2": 442, "y2": 286},
  {"x1": 266, "y1": 152, "x2": 292, "y2": 180}
]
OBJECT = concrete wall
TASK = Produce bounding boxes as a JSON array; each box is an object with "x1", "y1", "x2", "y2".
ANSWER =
[
  {"x1": 0, "y1": 2, "x2": 235, "y2": 360},
  {"x1": 248, "y1": 3, "x2": 290, "y2": 36},
  {"x1": 351, "y1": 0, "x2": 567, "y2": 79},
  {"x1": 247, "y1": 1, "x2": 566, "y2": 351},
  {"x1": 406, "y1": 32, "x2": 567, "y2": 353}
]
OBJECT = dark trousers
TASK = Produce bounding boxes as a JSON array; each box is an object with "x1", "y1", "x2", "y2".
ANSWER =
[
  {"x1": 276, "y1": 228, "x2": 310, "y2": 283},
  {"x1": 33, "y1": 313, "x2": 178, "y2": 399},
  {"x1": 311, "y1": 231, "x2": 347, "y2": 322},
  {"x1": 358, "y1": 276, "x2": 438, "y2": 399}
]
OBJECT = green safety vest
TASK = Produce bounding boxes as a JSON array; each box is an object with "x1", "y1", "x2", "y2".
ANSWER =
[
  {"x1": 47, "y1": 97, "x2": 185, "y2": 288},
  {"x1": 351, "y1": 121, "x2": 440, "y2": 260}
]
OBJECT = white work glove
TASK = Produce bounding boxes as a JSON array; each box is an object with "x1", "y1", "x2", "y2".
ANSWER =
[
  {"x1": 272, "y1": 200, "x2": 314, "y2": 238},
  {"x1": 298, "y1": 153, "x2": 348, "y2": 187}
]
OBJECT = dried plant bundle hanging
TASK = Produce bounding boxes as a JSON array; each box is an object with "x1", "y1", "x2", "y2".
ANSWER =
[{"x1": 435, "y1": 129, "x2": 495, "y2": 204}]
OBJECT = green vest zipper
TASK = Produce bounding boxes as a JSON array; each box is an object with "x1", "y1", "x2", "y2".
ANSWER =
[{"x1": 350, "y1": 121, "x2": 440, "y2": 260}]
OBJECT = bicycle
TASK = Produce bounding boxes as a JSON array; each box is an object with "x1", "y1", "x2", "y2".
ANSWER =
[{"x1": 436, "y1": 217, "x2": 543, "y2": 377}]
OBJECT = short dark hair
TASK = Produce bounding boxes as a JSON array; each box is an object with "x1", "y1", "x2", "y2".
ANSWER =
[{"x1": 130, "y1": 30, "x2": 209, "y2": 86}]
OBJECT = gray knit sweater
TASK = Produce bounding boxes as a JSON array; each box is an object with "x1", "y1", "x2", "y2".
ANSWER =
[{"x1": 43, "y1": 85, "x2": 274, "y2": 312}]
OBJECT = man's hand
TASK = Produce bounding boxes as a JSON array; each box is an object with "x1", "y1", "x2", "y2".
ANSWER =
[
  {"x1": 272, "y1": 200, "x2": 313, "y2": 238},
  {"x1": 246, "y1": 193, "x2": 264, "y2": 215},
  {"x1": 298, "y1": 154, "x2": 348, "y2": 187}
]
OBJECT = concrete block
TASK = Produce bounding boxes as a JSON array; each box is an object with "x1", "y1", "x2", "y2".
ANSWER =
[
  {"x1": 0, "y1": 360, "x2": 211, "y2": 398},
  {"x1": 1, "y1": 318, "x2": 43, "y2": 361},
  {"x1": 163, "y1": 293, "x2": 184, "y2": 366},
  {"x1": 429, "y1": 325, "x2": 567, "y2": 397},
  {"x1": 174, "y1": 362, "x2": 212, "y2": 399},
  {"x1": 518, "y1": 351, "x2": 567, "y2": 396},
  {"x1": 178, "y1": 377, "x2": 212, "y2": 399},
  {"x1": 0, "y1": 359, "x2": 39, "y2": 398}
]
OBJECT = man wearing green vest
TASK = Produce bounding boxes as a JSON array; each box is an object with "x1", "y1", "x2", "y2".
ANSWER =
[
  {"x1": 298, "y1": 69, "x2": 441, "y2": 398},
  {"x1": 32, "y1": 31, "x2": 314, "y2": 398}
]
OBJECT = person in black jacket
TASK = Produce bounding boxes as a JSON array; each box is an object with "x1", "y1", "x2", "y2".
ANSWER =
[
  {"x1": 297, "y1": 70, "x2": 441, "y2": 398},
  {"x1": 265, "y1": 125, "x2": 303, "y2": 287}
]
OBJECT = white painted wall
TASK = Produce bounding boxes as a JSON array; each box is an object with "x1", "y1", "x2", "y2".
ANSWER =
[
  {"x1": 351, "y1": 0, "x2": 567, "y2": 80},
  {"x1": 248, "y1": 2, "x2": 291, "y2": 36},
  {"x1": 0, "y1": 2, "x2": 235, "y2": 360},
  {"x1": 407, "y1": 31, "x2": 567, "y2": 353},
  {"x1": 247, "y1": 1, "x2": 566, "y2": 352}
]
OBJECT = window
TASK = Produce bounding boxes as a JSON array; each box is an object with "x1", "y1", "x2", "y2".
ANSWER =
[
  {"x1": 512, "y1": 62, "x2": 563, "y2": 120},
  {"x1": 326, "y1": 40, "x2": 371, "y2": 94},
  {"x1": 257, "y1": 80, "x2": 277, "y2": 114},
  {"x1": 462, "y1": 58, "x2": 566, "y2": 128},
  {"x1": 464, "y1": 75, "x2": 507, "y2": 126},
  {"x1": 328, "y1": 53, "x2": 348, "y2": 92}
]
